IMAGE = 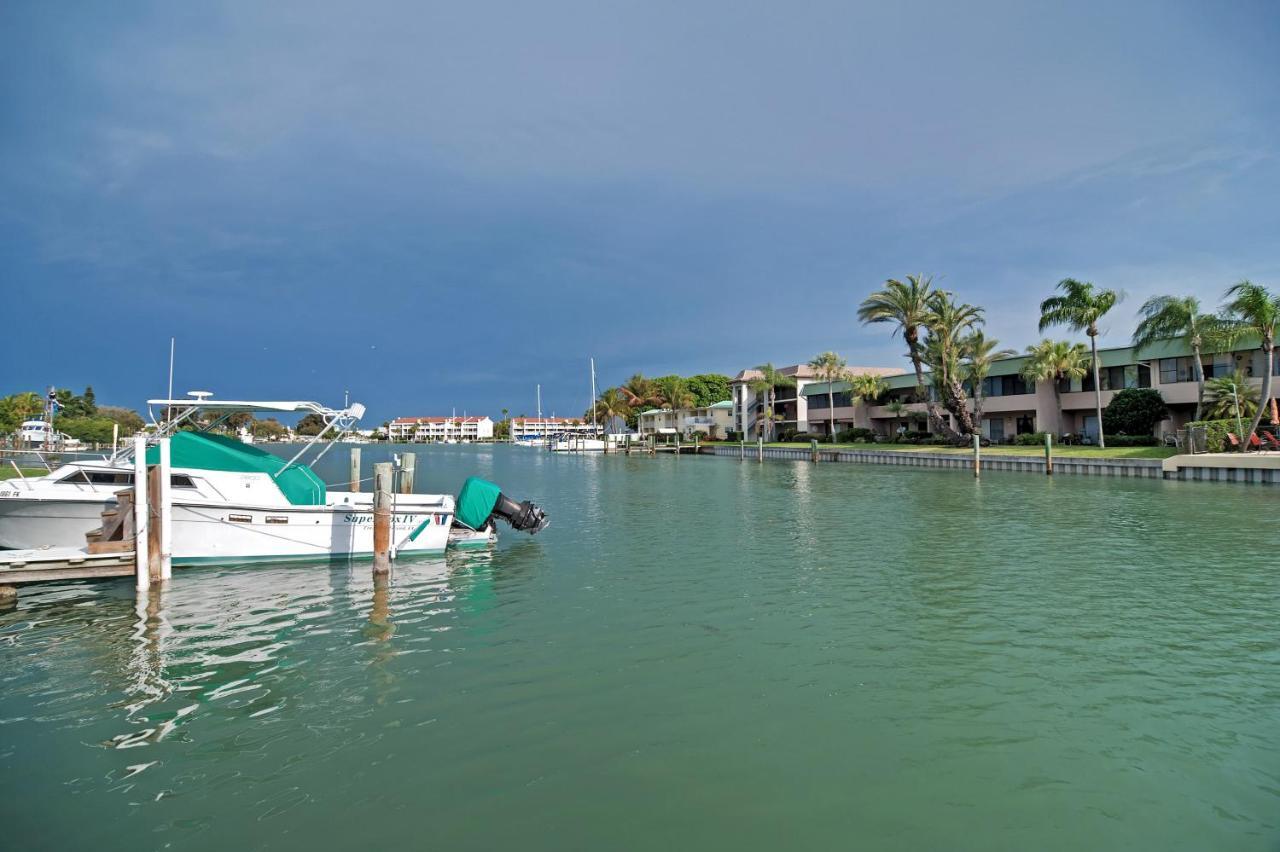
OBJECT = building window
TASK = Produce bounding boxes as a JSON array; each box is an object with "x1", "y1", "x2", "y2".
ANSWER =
[
  {"x1": 982, "y1": 375, "x2": 1033, "y2": 397},
  {"x1": 1159, "y1": 357, "x2": 1193, "y2": 384}
]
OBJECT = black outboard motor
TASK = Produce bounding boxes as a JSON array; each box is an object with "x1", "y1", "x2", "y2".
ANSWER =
[
  {"x1": 491, "y1": 492, "x2": 550, "y2": 534},
  {"x1": 455, "y1": 477, "x2": 549, "y2": 535}
]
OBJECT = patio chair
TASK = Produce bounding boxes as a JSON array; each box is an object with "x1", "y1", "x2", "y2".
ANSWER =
[
  {"x1": 1226, "y1": 433, "x2": 1241, "y2": 449},
  {"x1": 1264, "y1": 432, "x2": 1280, "y2": 451}
]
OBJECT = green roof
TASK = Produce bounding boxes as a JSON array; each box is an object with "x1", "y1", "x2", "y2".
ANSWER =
[
  {"x1": 147, "y1": 432, "x2": 327, "y2": 506},
  {"x1": 707, "y1": 400, "x2": 733, "y2": 409},
  {"x1": 639, "y1": 408, "x2": 667, "y2": 416},
  {"x1": 801, "y1": 381, "x2": 851, "y2": 397}
]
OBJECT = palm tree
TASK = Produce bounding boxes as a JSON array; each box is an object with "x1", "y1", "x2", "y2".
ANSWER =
[
  {"x1": 849, "y1": 372, "x2": 889, "y2": 425},
  {"x1": 808, "y1": 351, "x2": 848, "y2": 442},
  {"x1": 924, "y1": 291, "x2": 984, "y2": 436},
  {"x1": 885, "y1": 399, "x2": 907, "y2": 436},
  {"x1": 747, "y1": 363, "x2": 795, "y2": 442},
  {"x1": 1203, "y1": 369, "x2": 1260, "y2": 422},
  {"x1": 858, "y1": 275, "x2": 953, "y2": 438},
  {"x1": 654, "y1": 376, "x2": 694, "y2": 437},
  {"x1": 619, "y1": 373, "x2": 660, "y2": 409},
  {"x1": 1020, "y1": 340, "x2": 1090, "y2": 436},
  {"x1": 1218, "y1": 280, "x2": 1280, "y2": 445},
  {"x1": 962, "y1": 331, "x2": 1015, "y2": 427},
  {"x1": 1038, "y1": 278, "x2": 1122, "y2": 447},
  {"x1": 1131, "y1": 295, "x2": 1227, "y2": 422},
  {"x1": 588, "y1": 388, "x2": 632, "y2": 429}
]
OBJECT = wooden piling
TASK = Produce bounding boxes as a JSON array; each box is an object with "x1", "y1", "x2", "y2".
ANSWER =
[
  {"x1": 1045, "y1": 432, "x2": 1053, "y2": 476},
  {"x1": 372, "y1": 462, "x2": 393, "y2": 575},
  {"x1": 973, "y1": 433, "x2": 981, "y2": 479},
  {"x1": 349, "y1": 447, "x2": 361, "y2": 492},
  {"x1": 757, "y1": 436, "x2": 763, "y2": 462},
  {"x1": 739, "y1": 439, "x2": 745, "y2": 460},
  {"x1": 158, "y1": 438, "x2": 172, "y2": 580},
  {"x1": 810, "y1": 439, "x2": 818, "y2": 463},
  {"x1": 133, "y1": 435, "x2": 150, "y2": 591},
  {"x1": 146, "y1": 437, "x2": 171, "y2": 583},
  {"x1": 400, "y1": 452, "x2": 416, "y2": 494}
]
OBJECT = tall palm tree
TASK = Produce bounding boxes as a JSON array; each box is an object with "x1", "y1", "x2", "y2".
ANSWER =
[
  {"x1": 1218, "y1": 280, "x2": 1280, "y2": 444},
  {"x1": 858, "y1": 275, "x2": 953, "y2": 438},
  {"x1": 1132, "y1": 295, "x2": 1226, "y2": 422},
  {"x1": 850, "y1": 373, "x2": 889, "y2": 421},
  {"x1": 1203, "y1": 370, "x2": 1259, "y2": 422},
  {"x1": 924, "y1": 291, "x2": 984, "y2": 436},
  {"x1": 962, "y1": 331, "x2": 1015, "y2": 427},
  {"x1": 654, "y1": 376, "x2": 694, "y2": 437},
  {"x1": 1020, "y1": 340, "x2": 1090, "y2": 436},
  {"x1": 588, "y1": 388, "x2": 632, "y2": 429},
  {"x1": 808, "y1": 351, "x2": 848, "y2": 442},
  {"x1": 619, "y1": 373, "x2": 660, "y2": 409},
  {"x1": 747, "y1": 363, "x2": 795, "y2": 442},
  {"x1": 1038, "y1": 278, "x2": 1122, "y2": 447},
  {"x1": 885, "y1": 399, "x2": 907, "y2": 436}
]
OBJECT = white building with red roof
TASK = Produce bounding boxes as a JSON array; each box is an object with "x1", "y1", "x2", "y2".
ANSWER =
[{"x1": 388, "y1": 416, "x2": 494, "y2": 442}]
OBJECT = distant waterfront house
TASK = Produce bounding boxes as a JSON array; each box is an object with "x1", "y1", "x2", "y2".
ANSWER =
[
  {"x1": 730, "y1": 364, "x2": 903, "y2": 438},
  {"x1": 637, "y1": 400, "x2": 734, "y2": 439},
  {"x1": 508, "y1": 417, "x2": 601, "y2": 440},
  {"x1": 388, "y1": 416, "x2": 494, "y2": 442},
  {"x1": 744, "y1": 339, "x2": 1280, "y2": 442}
]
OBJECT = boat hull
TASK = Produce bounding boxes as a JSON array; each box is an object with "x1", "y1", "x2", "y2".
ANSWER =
[
  {"x1": 0, "y1": 496, "x2": 109, "y2": 550},
  {"x1": 167, "y1": 501, "x2": 453, "y2": 564}
]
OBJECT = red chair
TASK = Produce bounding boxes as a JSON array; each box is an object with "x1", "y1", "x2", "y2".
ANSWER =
[
  {"x1": 1226, "y1": 432, "x2": 1241, "y2": 449},
  {"x1": 1264, "y1": 432, "x2": 1280, "y2": 451}
]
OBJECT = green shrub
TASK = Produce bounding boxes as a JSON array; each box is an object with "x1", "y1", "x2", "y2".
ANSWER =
[
  {"x1": 836, "y1": 427, "x2": 876, "y2": 443},
  {"x1": 1185, "y1": 419, "x2": 1236, "y2": 453},
  {"x1": 1102, "y1": 388, "x2": 1167, "y2": 436},
  {"x1": 1013, "y1": 431, "x2": 1049, "y2": 446}
]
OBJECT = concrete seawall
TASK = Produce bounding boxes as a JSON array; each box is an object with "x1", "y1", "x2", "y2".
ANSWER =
[{"x1": 703, "y1": 445, "x2": 1280, "y2": 485}]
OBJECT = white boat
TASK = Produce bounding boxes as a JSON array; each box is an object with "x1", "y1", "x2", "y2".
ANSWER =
[
  {"x1": 548, "y1": 437, "x2": 605, "y2": 453},
  {"x1": 17, "y1": 419, "x2": 63, "y2": 449},
  {"x1": 0, "y1": 395, "x2": 547, "y2": 561}
]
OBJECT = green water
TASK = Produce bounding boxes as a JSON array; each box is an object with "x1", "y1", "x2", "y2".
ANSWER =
[{"x1": 2, "y1": 445, "x2": 1278, "y2": 851}]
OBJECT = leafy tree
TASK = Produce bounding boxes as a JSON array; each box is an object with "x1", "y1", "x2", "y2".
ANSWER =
[
  {"x1": 98, "y1": 405, "x2": 145, "y2": 435},
  {"x1": 1217, "y1": 280, "x2": 1279, "y2": 445},
  {"x1": 850, "y1": 373, "x2": 888, "y2": 409},
  {"x1": 1020, "y1": 340, "x2": 1089, "y2": 436},
  {"x1": 1102, "y1": 388, "x2": 1168, "y2": 436},
  {"x1": 684, "y1": 374, "x2": 732, "y2": 408},
  {"x1": 654, "y1": 376, "x2": 695, "y2": 435},
  {"x1": 587, "y1": 387, "x2": 633, "y2": 428},
  {"x1": 252, "y1": 417, "x2": 288, "y2": 440},
  {"x1": 295, "y1": 413, "x2": 327, "y2": 436},
  {"x1": 859, "y1": 275, "x2": 958, "y2": 438},
  {"x1": 1203, "y1": 369, "x2": 1260, "y2": 423},
  {"x1": 1038, "y1": 278, "x2": 1122, "y2": 447}
]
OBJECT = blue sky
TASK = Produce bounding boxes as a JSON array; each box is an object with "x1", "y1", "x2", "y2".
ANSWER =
[{"x1": 3, "y1": 1, "x2": 1278, "y2": 423}]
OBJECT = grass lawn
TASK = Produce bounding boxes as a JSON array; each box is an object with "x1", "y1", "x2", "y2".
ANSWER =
[
  {"x1": 0, "y1": 467, "x2": 47, "y2": 480},
  {"x1": 704, "y1": 441, "x2": 1178, "y2": 460}
]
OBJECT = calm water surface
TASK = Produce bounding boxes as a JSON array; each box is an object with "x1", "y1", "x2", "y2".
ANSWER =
[{"x1": 2, "y1": 445, "x2": 1278, "y2": 851}]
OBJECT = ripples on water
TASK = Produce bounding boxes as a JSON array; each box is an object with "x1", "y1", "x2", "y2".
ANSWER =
[{"x1": 1, "y1": 446, "x2": 1278, "y2": 851}]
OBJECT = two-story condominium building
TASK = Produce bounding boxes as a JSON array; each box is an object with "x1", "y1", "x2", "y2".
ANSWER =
[
  {"x1": 794, "y1": 338, "x2": 1280, "y2": 442},
  {"x1": 731, "y1": 364, "x2": 904, "y2": 438},
  {"x1": 637, "y1": 400, "x2": 735, "y2": 438},
  {"x1": 509, "y1": 417, "x2": 601, "y2": 440},
  {"x1": 388, "y1": 416, "x2": 494, "y2": 442}
]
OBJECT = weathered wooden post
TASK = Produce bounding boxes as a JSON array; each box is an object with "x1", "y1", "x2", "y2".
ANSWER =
[
  {"x1": 133, "y1": 435, "x2": 150, "y2": 591},
  {"x1": 739, "y1": 438, "x2": 745, "y2": 460},
  {"x1": 675, "y1": 434, "x2": 681, "y2": 457},
  {"x1": 757, "y1": 436, "x2": 764, "y2": 462},
  {"x1": 148, "y1": 437, "x2": 172, "y2": 581},
  {"x1": 810, "y1": 438, "x2": 818, "y2": 463},
  {"x1": 1044, "y1": 432, "x2": 1053, "y2": 476},
  {"x1": 112, "y1": 422, "x2": 120, "y2": 456},
  {"x1": 693, "y1": 434, "x2": 699, "y2": 453},
  {"x1": 973, "y1": 433, "x2": 981, "y2": 479},
  {"x1": 400, "y1": 452, "x2": 416, "y2": 494},
  {"x1": 372, "y1": 462, "x2": 393, "y2": 575},
  {"x1": 349, "y1": 447, "x2": 361, "y2": 492}
]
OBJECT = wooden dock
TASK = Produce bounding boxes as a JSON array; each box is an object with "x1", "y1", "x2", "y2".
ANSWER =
[{"x1": 0, "y1": 546, "x2": 134, "y2": 586}]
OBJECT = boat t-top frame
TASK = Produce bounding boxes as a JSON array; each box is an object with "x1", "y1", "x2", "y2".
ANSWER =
[{"x1": 134, "y1": 392, "x2": 367, "y2": 474}]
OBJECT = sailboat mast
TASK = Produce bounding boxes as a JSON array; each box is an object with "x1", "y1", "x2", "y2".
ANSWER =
[{"x1": 590, "y1": 357, "x2": 597, "y2": 432}]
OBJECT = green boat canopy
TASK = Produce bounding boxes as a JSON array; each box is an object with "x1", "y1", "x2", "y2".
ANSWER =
[
  {"x1": 455, "y1": 477, "x2": 502, "y2": 530},
  {"x1": 146, "y1": 432, "x2": 327, "y2": 506}
]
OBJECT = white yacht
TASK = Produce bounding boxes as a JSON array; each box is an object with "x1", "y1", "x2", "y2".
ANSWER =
[{"x1": 0, "y1": 395, "x2": 547, "y2": 562}]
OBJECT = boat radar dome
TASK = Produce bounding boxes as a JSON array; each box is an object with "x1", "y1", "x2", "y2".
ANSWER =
[{"x1": 455, "y1": 477, "x2": 549, "y2": 535}]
